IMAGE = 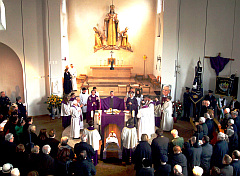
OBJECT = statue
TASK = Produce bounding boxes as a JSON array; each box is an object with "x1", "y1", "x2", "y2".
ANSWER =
[
  {"x1": 120, "y1": 27, "x2": 132, "y2": 51},
  {"x1": 93, "y1": 4, "x2": 133, "y2": 52},
  {"x1": 104, "y1": 5, "x2": 119, "y2": 47},
  {"x1": 93, "y1": 27, "x2": 103, "y2": 52}
]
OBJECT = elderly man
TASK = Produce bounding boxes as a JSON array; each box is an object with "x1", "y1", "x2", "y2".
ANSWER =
[
  {"x1": 132, "y1": 134, "x2": 152, "y2": 175},
  {"x1": 232, "y1": 111, "x2": 240, "y2": 135},
  {"x1": 0, "y1": 133, "x2": 16, "y2": 164},
  {"x1": 211, "y1": 132, "x2": 229, "y2": 168},
  {"x1": 121, "y1": 118, "x2": 138, "y2": 165},
  {"x1": 0, "y1": 91, "x2": 11, "y2": 120},
  {"x1": 39, "y1": 145, "x2": 55, "y2": 176},
  {"x1": 170, "y1": 129, "x2": 184, "y2": 149},
  {"x1": 192, "y1": 166, "x2": 204, "y2": 176},
  {"x1": 161, "y1": 85, "x2": 171, "y2": 105},
  {"x1": 200, "y1": 135, "x2": 213, "y2": 176},
  {"x1": 151, "y1": 129, "x2": 169, "y2": 169},
  {"x1": 173, "y1": 164, "x2": 183, "y2": 176},
  {"x1": 199, "y1": 117, "x2": 208, "y2": 136}
]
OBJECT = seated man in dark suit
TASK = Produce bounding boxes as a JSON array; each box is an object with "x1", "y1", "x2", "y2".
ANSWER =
[
  {"x1": 74, "y1": 134, "x2": 95, "y2": 162},
  {"x1": 72, "y1": 150, "x2": 96, "y2": 176}
]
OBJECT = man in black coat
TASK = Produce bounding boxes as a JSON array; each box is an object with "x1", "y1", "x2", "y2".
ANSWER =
[
  {"x1": 204, "y1": 113, "x2": 214, "y2": 140},
  {"x1": 232, "y1": 111, "x2": 240, "y2": 135},
  {"x1": 231, "y1": 150, "x2": 240, "y2": 176},
  {"x1": 16, "y1": 96, "x2": 27, "y2": 119},
  {"x1": 0, "y1": 91, "x2": 11, "y2": 120},
  {"x1": 72, "y1": 150, "x2": 96, "y2": 176},
  {"x1": 133, "y1": 134, "x2": 152, "y2": 175},
  {"x1": 0, "y1": 133, "x2": 16, "y2": 165},
  {"x1": 151, "y1": 129, "x2": 169, "y2": 169},
  {"x1": 170, "y1": 145, "x2": 188, "y2": 176},
  {"x1": 154, "y1": 155, "x2": 171, "y2": 176},
  {"x1": 200, "y1": 135, "x2": 213, "y2": 176},
  {"x1": 188, "y1": 136, "x2": 202, "y2": 171},
  {"x1": 45, "y1": 129, "x2": 60, "y2": 159},
  {"x1": 38, "y1": 145, "x2": 55, "y2": 176},
  {"x1": 211, "y1": 132, "x2": 229, "y2": 168},
  {"x1": 74, "y1": 134, "x2": 95, "y2": 162}
]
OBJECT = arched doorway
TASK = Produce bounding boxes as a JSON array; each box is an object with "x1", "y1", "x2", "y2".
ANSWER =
[{"x1": 0, "y1": 42, "x2": 24, "y2": 102}]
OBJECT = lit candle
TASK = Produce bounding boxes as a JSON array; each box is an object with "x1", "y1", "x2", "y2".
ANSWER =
[
  {"x1": 121, "y1": 59, "x2": 123, "y2": 65},
  {"x1": 132, "y1": 110, "x2": 135, "y2": 117},
  {"x1": 91, "y1": 110, "x2": 93, "y2": 118}
]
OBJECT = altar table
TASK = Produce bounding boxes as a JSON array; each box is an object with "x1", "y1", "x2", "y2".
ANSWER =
[{"x1": 90, "y1": 66, "x2": 133, "y2": 78}]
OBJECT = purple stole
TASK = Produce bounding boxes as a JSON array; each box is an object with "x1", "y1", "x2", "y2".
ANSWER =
[
  {"x1": 69, "y1": 97, "x2": 76, "y2": 102},
  {"x1": 87, "y1": 126, "x2": 95, "y2": 130}
]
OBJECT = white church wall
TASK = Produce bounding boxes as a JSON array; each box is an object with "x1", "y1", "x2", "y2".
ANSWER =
[
  {"x1": 161, "y1": 0, "x2": 179, "y2": 100},
  {"x1": 67, "y1": 0, "x2": 157, "y2": 77},
  {"x1": 165, "y1": 0, "x2": 240, "y2": 101},
  {"x1": 0, "y1": 0, "x2": 62, "y2": 116}
]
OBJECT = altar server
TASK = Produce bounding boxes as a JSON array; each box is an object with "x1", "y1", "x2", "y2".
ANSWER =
[
  {"x1": 70, "y1": 100, "x2": 83, "y2": 139},
  {"x1": 93, "y1": 87, "x2": 100, "y2": 98},
  {"x1": 161, "y1": 96, "x2": 173, "y2": 131},
  {"x1": 86, "y1": 90, "x2": 100, "y2": 123},
  {"x1": 137, "y1": 102, "x2": 155, "y2": 140},
  {"x1": 61, "y1": 95, "x2": 71, "y2": 128},
  {"x1": 135, "y1": 89, "x2": 143, "y2": 110},
  {"x1": 121, "y1": 118, "x2": 138, "y2": 164},
  {"x1": 83, "y1": 120, "x2": 101, "y2": 166},
  {"x1": 80, "y1": 87, "x2": 88, "y2": 120},
  {"x1": 69, "y1": 64, "x2": 77, "y2": 91}
]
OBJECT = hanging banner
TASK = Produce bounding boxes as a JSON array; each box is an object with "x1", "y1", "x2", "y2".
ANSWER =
[{"x1": 215, "y1": 76, "x2": 238, "y2": 98}]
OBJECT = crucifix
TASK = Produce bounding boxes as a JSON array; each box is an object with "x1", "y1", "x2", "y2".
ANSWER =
[
  {"x1": 204, "y1": 52, "x2": 235, "y2": 76},
  {"x1": 110, "y1": 51, "x2": 114, "y2": 70}
]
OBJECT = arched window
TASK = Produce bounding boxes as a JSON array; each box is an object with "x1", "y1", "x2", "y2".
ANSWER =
[{"x1": 0, "y1": 0, "x2": 6, "y2": 30}]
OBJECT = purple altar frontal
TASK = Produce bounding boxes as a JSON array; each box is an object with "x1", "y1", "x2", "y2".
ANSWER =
[{"x1": 101, "y1": 111, "x2": 125, "y2": 135}]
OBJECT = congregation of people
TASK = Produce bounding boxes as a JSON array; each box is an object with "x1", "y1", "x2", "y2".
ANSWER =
[{"x1": 1, "y1": 82, "x2": 240, "y2": 176}]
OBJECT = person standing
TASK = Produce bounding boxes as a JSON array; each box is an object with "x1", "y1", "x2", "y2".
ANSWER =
[
  {"x1": 86, "y1": 90, "x2": 99, "y2": 123},
  {"x1": 0, "y1": 91, "x2": 11, "y2": 120},
  {"x1": 69, "y1": 64, "x2": 77, "y2": 91},
  {"x1": 16, "y1": 96, "x2": 27, "y2": 120},
  {"x1": 126, "y1": 92, "x2": 138, "y2": 126},
  {"x1": 70, "y1": 100, "x2": 82, "y2": 139},
  {"x1": 217, "y1": 95, "x2": 227, "y2": 120},
  {"x1": 83, "y1": 120, "x2": 101, "y2": 166},
  {"x1": 183, "y1": 87, "x2": 191, "y2": 121},
  {"x1": 161, "y1": 96, "x2": 173, "y2": 131},
  {"x1": 200, "y1": 136, "x2": 213, "y2": 176},
  {"x1": 151, "y1": 129, "x2": 169, "y2": 169},
  {"x1": 63, "y1": 66, "x2": 72, "y2": 95},
  {"x1": 80, "y1": 87, "x2": 88, "y2": 121},
  {"x1": 204, "y1": 90, "x2": 216, "y2": 110},
  {"x1": 61, "y1": 95, "x2": 71, "y2": 129}
]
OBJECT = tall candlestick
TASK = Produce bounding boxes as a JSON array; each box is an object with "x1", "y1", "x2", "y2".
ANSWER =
[
  {"x1": 132, "y1": 110, "x2": 135, "y2": 117},
  {"x1": 91, "y1": 110, "x2": 93, "y2": 118}
]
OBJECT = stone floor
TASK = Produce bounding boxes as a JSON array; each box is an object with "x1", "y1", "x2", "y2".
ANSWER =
[{"x1": 34, "y1": 115, "x2": 194, "y2": 176}]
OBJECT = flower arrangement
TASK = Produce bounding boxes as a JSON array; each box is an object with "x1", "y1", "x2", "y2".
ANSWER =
[
  {"x1": 172, "y1": 100, "x2": 183, "y2": 117},
  {"x1": 45, "y1": 94, "x2": 62, "y2": 113}
]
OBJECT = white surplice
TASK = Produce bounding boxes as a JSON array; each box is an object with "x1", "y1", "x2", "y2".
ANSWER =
[
  {"x1": 136, "y1": 95, "x2": 143, "y2": 110},
  {"x1": 79, "y1": 92, "x2": 89, "y2": 113},
  {"x1": 137, "y1": 105, "x2": 155, "y2": 141},
  {"x1": 161, "y1": 101, "x2": 173, "y2": 131},
  {"x1": 60, "y1": 102, "x2": 70, "y2": 116},
  {"x1": 70, "y1": 105, "x2": 83, "y2": 138},
  {"x1": 83, "y1": 128, "x2": 101, "y2": 151},
  {"x1": 69, "y1": 67, "x2": 77, "y2": 90},
  {"x1": 121, "y1": 126, "x2": 138, "y2": 149}
]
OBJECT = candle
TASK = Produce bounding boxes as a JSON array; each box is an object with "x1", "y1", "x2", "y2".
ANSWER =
[
  {"x1": 91, "y1": 110, "x2": 93, "y2": 118},
  {"x1": 132, "y1": 110, "x2": 135, "y2": 117},
  {"x1": 121, "y1": 59, "x2": 123, "y2": 66}
]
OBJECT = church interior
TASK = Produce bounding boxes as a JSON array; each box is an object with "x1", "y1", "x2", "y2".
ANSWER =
[{"x1": 1, "y1": 0, "x2": 240, "y2": 175}]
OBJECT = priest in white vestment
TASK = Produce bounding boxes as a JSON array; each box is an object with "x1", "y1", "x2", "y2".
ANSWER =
[
  {"x1": 70, "y1": 100, "x2": 83, "y2": 139},
  {"x1": 80, "y1": 87, "x2": 88, "y2": 120},
  {"x1": 161, "y1": 96, "x2": 173, "y2": 131},
  {"x1": 69, "y1": 64, "x2": 77, "y2": 91},
  {"x1": 83, "y1": 120, "x2": 101, "y2": 166},
  {"x1": 137, "y1": 103, "x2": 155, "y2": 141},
  {"x1": 121, "y1": 118, "x2": 138, "y2": 164}
]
